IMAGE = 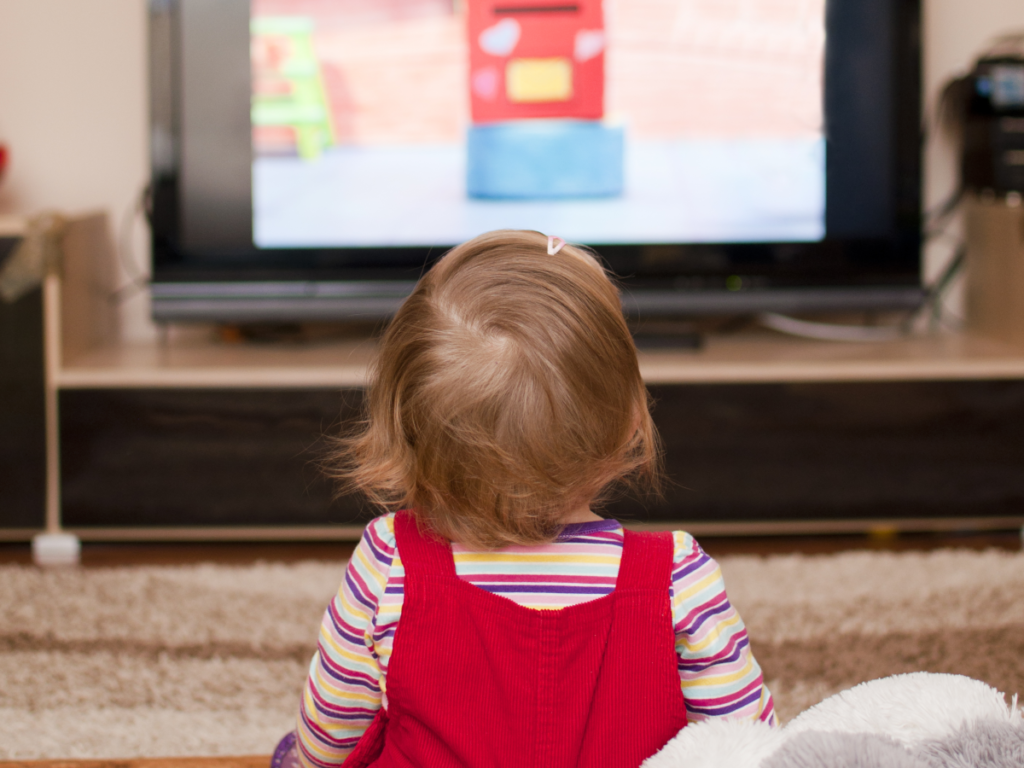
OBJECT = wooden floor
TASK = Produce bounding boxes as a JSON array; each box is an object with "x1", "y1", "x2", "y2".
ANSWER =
[
  {"x1": 0, "y1": 530, "x2": 1020, "y2": 566},
  {"x1": 0, "y1": 758, "x2": 267, "y2": 768}
]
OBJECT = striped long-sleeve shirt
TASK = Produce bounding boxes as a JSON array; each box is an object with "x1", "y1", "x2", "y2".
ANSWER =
[{"x1": 297, "y1": 515, "x2": 775, "y2": 768}]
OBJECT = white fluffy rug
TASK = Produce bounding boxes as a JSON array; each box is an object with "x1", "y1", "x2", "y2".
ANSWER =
[{"x1": 1, "y1": 549, "x2": 1022, "y2": 760}]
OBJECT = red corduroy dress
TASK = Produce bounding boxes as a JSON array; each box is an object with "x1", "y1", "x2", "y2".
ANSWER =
[{"x1": 342, "y1": 511, "x2": 688, "y2": 768}]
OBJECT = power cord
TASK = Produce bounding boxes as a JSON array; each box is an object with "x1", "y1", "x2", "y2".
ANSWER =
[
  {"x1": 757, "y1": 198, "x2": 969, "y2": 343},
  {"x1": 757, "y1": 243, "x2": 968, "y2": 344},
  {"x1": 109, "y1": 183, "x2": 152, "y2": 304},
  {"x1": 757, "y1": 312, "x2": 908, "y2": 343}
]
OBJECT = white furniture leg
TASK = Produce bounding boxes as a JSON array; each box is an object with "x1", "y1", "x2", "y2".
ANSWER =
[
  {"x1": 32, "y1": 532, "x2": 81, "y2": 566},
  {"x1": 34, "y1": 268, "x2": 80, "y2": 566}
]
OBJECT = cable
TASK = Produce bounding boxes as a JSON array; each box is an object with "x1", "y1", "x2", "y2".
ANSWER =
[
  {"x1": 757, "y1": 312, "x2": 908, "y2": 343},
  {"x1": 925, "y1": 243, "x2": 967, "y2": 331},
  {"x1": 759, "y1": 234, "x2": 969, "y2": 344},
  {"x1": 109, "y1": 184, "x2": 151, "y2": 304},
  {"x1": 923, "y1": 185, "x2": 965, "y2": 239}
]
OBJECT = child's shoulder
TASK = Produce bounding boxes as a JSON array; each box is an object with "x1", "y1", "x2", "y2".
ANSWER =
[
  {"x1": 670, "y1": 529, "x2": 707, "y2": 564},
  {"x1": 359, "y1": 513, "x2": 398, "y2": 558},
  {"x1": 619, "y1": 524, "x2": 709, "y2": 567}
]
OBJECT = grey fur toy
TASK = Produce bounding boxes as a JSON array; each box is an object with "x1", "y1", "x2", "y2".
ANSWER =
[
  {"x1": 916, "y1": 720, "x2": 1024, "y2": 768},
  {"x1": 763, "y1": 723, "x2": 1024, "y2": 768},
  {"x1": 643, "y1": 673, "x2": 1023, "y2": 768},
  {"x1": 765, "y1": 731, "x2": 930, "y2": 768}
]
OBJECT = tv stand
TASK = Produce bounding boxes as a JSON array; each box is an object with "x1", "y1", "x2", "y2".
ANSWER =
[{"x1": 5, "y1": 208, "x2": 1024, "y2": 563}]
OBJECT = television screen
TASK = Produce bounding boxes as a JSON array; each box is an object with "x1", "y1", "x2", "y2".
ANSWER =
[{"x1": 249, "y1": 0, "x2": 825, "y2": 248}]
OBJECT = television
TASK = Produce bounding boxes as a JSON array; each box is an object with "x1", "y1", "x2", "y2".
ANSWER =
[{"x1": 148, "y1": 0, "x2": 923, "y2": 322}]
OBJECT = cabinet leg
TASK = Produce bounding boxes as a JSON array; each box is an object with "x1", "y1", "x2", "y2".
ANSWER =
[{"x1": 39, "y1": 270, "x2": 79, "y2": 566}]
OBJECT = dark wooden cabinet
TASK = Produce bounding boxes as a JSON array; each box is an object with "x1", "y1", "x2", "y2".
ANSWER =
[
  {"x1": 10, "y1": 206, "x2": 1024, "y2": 543},
  {"x1": 0, "y1": 237, "x2": 46, "y2": 529},
  {"x1": 57, "y1": 380, "x2": 1024, "y2": 532}
]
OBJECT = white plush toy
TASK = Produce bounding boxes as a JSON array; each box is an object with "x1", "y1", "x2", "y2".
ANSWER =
[
  {"x1": 643, "y1": 717, "x2": 785, "y2": 768},
  {"x1": 643, "y1": 673, "x2": 1024, "y2": 768},
  {"x1": 785, "y1": 673, "x2": 1019, "y2": 745}
]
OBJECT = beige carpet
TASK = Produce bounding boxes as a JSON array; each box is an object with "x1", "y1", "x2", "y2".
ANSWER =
[{"x1": 2, "y1": 550, "x2": 1022, "y2": 760}]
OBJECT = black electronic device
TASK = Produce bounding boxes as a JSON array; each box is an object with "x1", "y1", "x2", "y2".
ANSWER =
[
  {"x1": 962, "y1": 57, "x2": 1024, "y2": 195},
  {"x1": 149, "y1": 0, "x2": 924, "y2": 323}
]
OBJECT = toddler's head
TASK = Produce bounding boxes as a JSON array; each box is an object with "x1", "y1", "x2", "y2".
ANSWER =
[{"x1": 335, "y1": 230, "x2": 659, "y2": 548}]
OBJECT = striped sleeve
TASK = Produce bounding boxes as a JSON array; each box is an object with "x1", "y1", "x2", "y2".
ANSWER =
[
  {"x1": 296, "y1": 516, "x2": 397, "y2": 768},
  {"x1": 671, "y1": 532, "x2": 777, "y2": 727}
]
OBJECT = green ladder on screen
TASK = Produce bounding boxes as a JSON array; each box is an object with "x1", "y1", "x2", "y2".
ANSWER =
[{"x1": 251, "y1": 16, "x2": 335, "y2": 160}]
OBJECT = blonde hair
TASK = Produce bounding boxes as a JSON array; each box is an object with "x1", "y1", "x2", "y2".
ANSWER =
[{"x1": 330, "y1": 230, "x2": 660, "y2": 548}]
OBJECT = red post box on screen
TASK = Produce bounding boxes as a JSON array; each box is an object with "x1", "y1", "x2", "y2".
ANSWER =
[{"x1": 467, "y1": 0, "x2": 606, "y2": 123}]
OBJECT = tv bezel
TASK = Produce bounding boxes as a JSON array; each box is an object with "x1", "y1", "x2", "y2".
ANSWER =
[{"x1": 149, "y1": 0, "x2": 925, "y2": 323}]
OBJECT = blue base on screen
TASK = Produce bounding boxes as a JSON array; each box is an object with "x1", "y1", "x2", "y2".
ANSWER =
[{"x1": 467, "y1": 120, "x2": 625, "y2": 199}]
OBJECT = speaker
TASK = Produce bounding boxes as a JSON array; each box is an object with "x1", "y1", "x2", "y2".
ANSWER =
[{"x1": 962, "y1": 57, "x2": 1024, "y2": 195}]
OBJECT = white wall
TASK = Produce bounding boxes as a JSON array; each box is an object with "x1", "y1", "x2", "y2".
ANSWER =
[
  {"x1": 1, "y1": 0, "x2": 1022, "y2": 339},
  {"x1": 0, "y1": 0, "x2": 151, "y2": 338}
]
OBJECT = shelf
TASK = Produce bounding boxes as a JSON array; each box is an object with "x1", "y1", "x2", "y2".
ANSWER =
[
  {"x1": 60, "y1": 335, "x2": 377, "y2": 388},
  {"x1": 638, "y1": 330, "x2": 1024, "y2": 384},
  {"x1": 48, "y1": 206, "x2": 1024, "y2": 389},
  {"x1": 56, "y1": 328, "x2": 1024, "y2": 389}
]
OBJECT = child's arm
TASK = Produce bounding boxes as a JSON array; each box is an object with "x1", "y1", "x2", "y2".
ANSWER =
[
  {"x1": 296, "y1": 516, "x2": 397, "y2": 768},
  {"x1": 670, "y1": 533, "x2": 777, "y2": 727}
]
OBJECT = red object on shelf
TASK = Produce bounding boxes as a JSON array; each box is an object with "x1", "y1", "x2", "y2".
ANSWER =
[{"x1": 467, "y1": 0, "x2": 606, "y2": 123}]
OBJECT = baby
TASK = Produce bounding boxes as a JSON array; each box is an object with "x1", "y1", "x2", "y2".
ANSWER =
[{"x1": 275, "y1": 230, "x2": 774, "y2": 768}]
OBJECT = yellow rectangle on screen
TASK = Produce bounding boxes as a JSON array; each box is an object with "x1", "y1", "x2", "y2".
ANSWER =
[{"x1": 506, "y1": 58, "x2": 573, "y2": 103}]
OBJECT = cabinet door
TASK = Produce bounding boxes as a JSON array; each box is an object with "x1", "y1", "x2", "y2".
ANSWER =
[
  {"x1": 60, "y1": 388, "x2": 367, "y2": 528},
  {"x1": 606, "y1": 381, "x2": 1024, "y2": 525},
  {"x1": 58, "y1": 381, "x2": 1024, "y2": 531}
]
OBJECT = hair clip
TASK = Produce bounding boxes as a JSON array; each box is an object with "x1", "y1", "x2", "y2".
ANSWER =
[{"x1": 547, "y1": 236, "x2": 566, "y2": 256}]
